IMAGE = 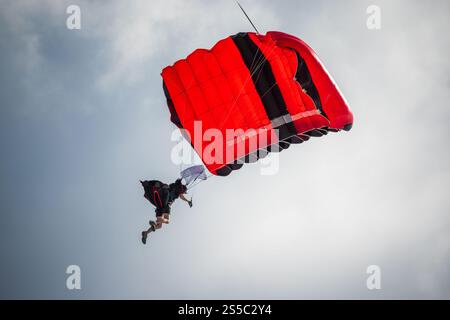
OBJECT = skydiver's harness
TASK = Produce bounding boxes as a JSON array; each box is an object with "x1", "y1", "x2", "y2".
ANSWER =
[
  {"x1": 151, "y1": 185, "x2": 163, "y2": 208},
  {"x1": 141, "y1": 180, "x2": 188, "y2": 216},
  {"x1": 141, "y1": 180, "x2": 171, "y2": 216}
]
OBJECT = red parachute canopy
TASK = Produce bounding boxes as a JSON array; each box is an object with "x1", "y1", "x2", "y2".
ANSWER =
[{"x1": 161, "y1": 31, "x2": 353, "y2": 176}]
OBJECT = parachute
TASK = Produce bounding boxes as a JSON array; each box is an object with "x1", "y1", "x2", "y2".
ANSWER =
[
  {"x1": 180, "y1": 165, "x2": 208, "y2": 187},
  {"x1": 161, "y1": 31, "x2": 353, "y2": 176}
]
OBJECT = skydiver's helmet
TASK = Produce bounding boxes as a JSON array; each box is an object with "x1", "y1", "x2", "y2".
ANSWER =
[{"x1": 174, "y1": 178, "x2": 187, "y2": 195}]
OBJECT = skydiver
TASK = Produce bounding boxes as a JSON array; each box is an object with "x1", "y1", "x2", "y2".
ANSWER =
[{"x1": 140, "y1": 178, "x2": 192, "y2": 244}]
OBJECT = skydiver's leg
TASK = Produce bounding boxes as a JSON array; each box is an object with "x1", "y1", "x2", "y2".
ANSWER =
[
  {"x1": 141, "y1": 221, "x2": 156, "y2": 244},
  {"x1": 155, "y1": 216, "x2": 165, "y2": 229},
  {"x1": 162, "y1": 213, "x2": 170, "y2": 224},
  {"x1": 144, "y1": 220, "x2": 156, "y2": 233},
  {"x1": 141, "y1": 231, "x2": 148, "y2": 244},
  {"x1": 154, "y1": 213, "x2": 170, "y2": 229}
]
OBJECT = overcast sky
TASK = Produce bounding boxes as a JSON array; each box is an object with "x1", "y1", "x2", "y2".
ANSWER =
[{"x1": 0, "y1": 0, "x2": 449, "y2": 299}]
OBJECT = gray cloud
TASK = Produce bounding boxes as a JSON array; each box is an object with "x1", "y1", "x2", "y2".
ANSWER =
[{"x1": 0, "y1": 0, "x2": 449, "y2": 299}]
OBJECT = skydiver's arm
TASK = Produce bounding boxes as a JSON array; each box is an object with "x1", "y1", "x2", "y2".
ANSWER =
[
  {"x1": 180, "y1": 194, "x2": 190, "y2": 202},
  {"x1": 180, "y1": 194, "x2": 193, "y2": 207}
]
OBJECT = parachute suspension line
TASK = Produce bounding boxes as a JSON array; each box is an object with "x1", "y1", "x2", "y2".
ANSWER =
[
  {"x1": 188, "y1": 179, "x2": 203, "y2": 190},
  {"x1": 187, "y1": 171, "x2": 214, "y2": 190},
  {"x1": 251, "y1": 43, "x2": 278, "y2": 92},
  {"x1": 247, "y1": 44, "x2": 264, "y2": 79},
  {"x1": 187, "y1": 173, "x2": 202, "y2": 188},
  {"x1": 188, "y1": 181, "x2": 201, "y2": 190},
  {"x1": 218, "y1": 43, "x2": 277, "y2": 128},
  {"x1": 218, "y1": 43, "x2": 279, "y2": 128},
  {"x1": 189, "y1": 176, "x2": 210, "y2": 190},
  {"x1": 260, "y1": 82, "x2": 278, "y2": 100},
  {"x1": 236, "y1": 1, "x2": 260, "y2": 34}
]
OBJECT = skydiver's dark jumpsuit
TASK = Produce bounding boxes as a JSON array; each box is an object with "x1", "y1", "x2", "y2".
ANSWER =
[{"x1": 141, "y1": 180, "x2": 182, "y2": 216}]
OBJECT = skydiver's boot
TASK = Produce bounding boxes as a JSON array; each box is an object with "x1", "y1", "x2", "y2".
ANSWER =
[
  {"x1": 141, "y1": 221, "x2": 158, "y2": 244},
  {"x1": 141, "y1": 231, "x2": 148, "y2": 244}
]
